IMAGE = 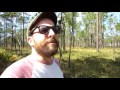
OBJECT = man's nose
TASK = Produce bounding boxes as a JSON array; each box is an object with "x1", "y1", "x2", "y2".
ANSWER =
[{"x1": 48, "y1": 29, "x2": 55, "y2": 37}]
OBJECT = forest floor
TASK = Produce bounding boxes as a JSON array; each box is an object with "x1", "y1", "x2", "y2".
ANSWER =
[{"x1": 1, "y1": 47, "x2": 120, "y2": 78}]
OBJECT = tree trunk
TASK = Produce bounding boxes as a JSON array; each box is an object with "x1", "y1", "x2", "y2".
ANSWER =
[
  {"x1": 23, "y1": 12, "x2": 25, "y2": 48},
  {"x1": 68, "y1": 31, "x2": 72, "y2": 68},
  {"x1": 96, "y1": 12, "x2": 99, "y2": 52},
  {"x1": 0, "y1": 33, "x2": 1, "y2": 47},
  {"x1": 11, "y1": 20, "x2": 14, "y2": 51},
  {"x1": 58, "y1": 12, "x2": 63, "y2": 64},
  {"x1": 5, "y1": 19, "x2": 8, "y2": 49},
  {"x1": 11, "y1": 30, "x2": 13, "y2": 51},
  {"x1": 63, "y1": 22, "x2": 66, "y2": 50}
]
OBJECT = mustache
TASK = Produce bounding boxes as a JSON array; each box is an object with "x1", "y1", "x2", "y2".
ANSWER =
[{"x1": 47, "y1": 37, "x2": 58, "y2": 43}]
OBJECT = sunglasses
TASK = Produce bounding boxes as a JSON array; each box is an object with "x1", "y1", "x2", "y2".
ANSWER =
[{"x1": 29, "y1": 25, "x2": 61, "y2": 36}]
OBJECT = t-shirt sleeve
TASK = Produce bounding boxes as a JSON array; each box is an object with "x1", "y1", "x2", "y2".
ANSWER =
[
  {"x1": 0, "y1": 63, "x2": 24, "y2": 78},
  {"x1": 0, "y1": 57, "x2": 33, "y2": 78}
]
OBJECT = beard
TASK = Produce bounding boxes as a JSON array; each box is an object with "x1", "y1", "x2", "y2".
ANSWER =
[{"x1": 33, "y1": 37, "x2": 59, "y2": 57}]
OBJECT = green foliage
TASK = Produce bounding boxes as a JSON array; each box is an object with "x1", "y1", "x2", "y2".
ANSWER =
[
  {"x1": 61, "y1": 56, "x2": 120, "y2": 78},
  {"x1": 116, "y1": 22, "x2": 120, "y2": 31},
  {"x1": 1, "y1": 47, "x2": 120, "y2": 78},
  {"x1": 0, "y1": 48, "x2": 20, "y2": 74},
  {"x1": 55, "y1": 47, "x2": 120, "y2": 78}
]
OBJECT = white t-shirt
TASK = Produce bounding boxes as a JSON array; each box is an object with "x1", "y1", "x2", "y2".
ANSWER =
[{"x1": 0, "y1": 55, "x2": 64, "y2": 78}]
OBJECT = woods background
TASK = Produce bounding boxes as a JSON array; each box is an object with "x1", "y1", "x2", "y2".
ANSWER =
[{"x1": 0, "y1": 12, "x2": 120, "y2": 78}]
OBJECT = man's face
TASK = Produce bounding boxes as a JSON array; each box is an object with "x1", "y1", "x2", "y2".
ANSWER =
[{"x1": 31, "y1": 18, "x2": 59, "y2": 57}]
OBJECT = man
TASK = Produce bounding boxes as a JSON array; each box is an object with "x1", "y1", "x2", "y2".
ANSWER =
[{"x1": 1, "y1": 12, "x2": 64, "y2": 78}]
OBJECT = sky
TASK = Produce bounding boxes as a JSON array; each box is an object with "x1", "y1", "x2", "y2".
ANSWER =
[
  {"x1": 28, "y1": 12, "x2": 38, "y2": 20},
  {"x1": 25, "y1": 12, "x2": 120, "y2": 22},
  {"x1": 113, "y1": 12, "x2": 120, "y2": 22},
  {"x1": 16, "y1": 12, "x2": 120, "y2": 32},
  {"x1": 29, "y1": 12, "x2": 120, "y2": 30}
]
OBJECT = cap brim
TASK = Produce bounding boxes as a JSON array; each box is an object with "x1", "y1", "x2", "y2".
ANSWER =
[{"x1": 27, "y1": 12, "x2": 57, "y2": 31}]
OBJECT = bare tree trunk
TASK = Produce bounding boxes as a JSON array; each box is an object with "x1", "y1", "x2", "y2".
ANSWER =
[
  {"x1": 68, "y1": 31, "x2": 72, "y2": 68},
  {"x1": 63, "y1": 22, "x2": 66, "y2": 50},
  {"x1": 101, "y1": 32, "x2": 104, "y2": 48},
  {"x1": 3, "y1": 19, "x2": 5, "y2": 48},
  {"x1": 23, "y1": 12, "x2": 25, "y2": 48},
  {"x1": 0, "y1": 33, "x2": 1, "y2": 47},
  {"x1": 14, "y1": 25, "x2": 17, "y2": 52},
  {"x1": 101, "y1": 13, "x2": 104, "y2": 48},
  {"x1": 68, "y1": 12, "x2": 74, "y2": 68},
  {"x1": 72, "y1": 12, "x2": 75, "y2": 49},
  {"x1": 58, "y1": 12, "x2": 63, "y2": 64},
  {"x1": 11, "y1": 30, "x2": 13, "y2": 51},
  {"x1": 96, "y1": 12, "x2": 99, "y2": 52},
  {"x1": 11, "y1": 20, "x2": 14, "y2": 51},
  {"x1": 15, "y1": 35, "x2": 22, "y2": 55},
  {"x1": 5, "y1": 19, "x2": 8, "y2": 49}
]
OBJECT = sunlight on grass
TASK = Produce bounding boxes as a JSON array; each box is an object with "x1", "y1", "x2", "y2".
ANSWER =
[
  {"x1": 1, "y1": 47, "x2": 120, "y2": 78},
  {"x1": 54, "y1": 47, "x2": 120, "y2": 61}
]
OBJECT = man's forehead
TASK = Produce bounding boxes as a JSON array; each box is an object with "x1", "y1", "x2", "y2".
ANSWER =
[
  {"x1": 36, "y1": 18, "x2": 54, "y2": 26},
  {"x1": 39, "y1": 24, "x2": 53, "y2": 26}
]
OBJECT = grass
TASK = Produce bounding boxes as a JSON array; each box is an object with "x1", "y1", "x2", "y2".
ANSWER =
[
  {"x1": 1, "y1": 47, "x2": 120, "y2": 78},
  {"x1": 54, "y1": 47, "x2": 120, "y2": 78},
  {"x1": 55, "y1": 47, "x2": 120, "y2": 60}
]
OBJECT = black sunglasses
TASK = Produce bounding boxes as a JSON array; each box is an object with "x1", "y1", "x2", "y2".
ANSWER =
[{"x1": 29, "y1": 25, "x2": 61, "y2": 36}]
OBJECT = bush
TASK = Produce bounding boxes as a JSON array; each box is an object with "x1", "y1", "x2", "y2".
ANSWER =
[
  {"x1": 61, "y1": 57, "x2": 120, "y2": 78},
  {"x1": 0, "y1": 49, "x2": 19, "y2": 75}
]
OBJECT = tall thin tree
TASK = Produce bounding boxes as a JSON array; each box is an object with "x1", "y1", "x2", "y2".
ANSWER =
[{"x1": 96, "y1": 12, "x2": 99, "y2": 52}]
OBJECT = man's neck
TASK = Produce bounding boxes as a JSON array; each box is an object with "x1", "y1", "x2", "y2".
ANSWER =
[{"x1": 31, "y1": 48, "x2": 53, "y2": 65}]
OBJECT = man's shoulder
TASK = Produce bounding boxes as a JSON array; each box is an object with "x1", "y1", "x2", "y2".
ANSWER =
[
  {"x1": 0, "y1": 55, "x2": 33, "y2": 78},
  {"x1": 14, "y1": 55, "x2": 33, "y2": 67},
  {"x1": 53, "y1": 58, "x2": 60, "y2": 67},
  {"x1": 12, "y1": 55, "x2": 30, "y2": 65}
]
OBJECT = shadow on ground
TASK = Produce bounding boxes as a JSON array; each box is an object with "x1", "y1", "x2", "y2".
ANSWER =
[{"x1": 61, "y1": 56, "x2": 120, "y2": 78}]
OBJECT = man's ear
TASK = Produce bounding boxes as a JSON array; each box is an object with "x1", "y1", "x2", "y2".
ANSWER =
[{"x1": 27, "y1": 36, "x2": 34, "y2": 46}]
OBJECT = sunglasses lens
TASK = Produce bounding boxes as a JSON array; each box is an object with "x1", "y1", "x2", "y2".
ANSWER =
[
  {"x1": 37, "y1": 26, "x2": 61, "y2": 34},
  {"x1": 39, "y1": 26, "x2": 49, "y2": 34},
  {"x1": 52, "y1": 26, "x2": 60, "y2": 34}
]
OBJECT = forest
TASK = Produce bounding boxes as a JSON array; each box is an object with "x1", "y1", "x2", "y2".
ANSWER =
[{"x1": 0, "y1": 12, "x2": 120, "y2": 78}]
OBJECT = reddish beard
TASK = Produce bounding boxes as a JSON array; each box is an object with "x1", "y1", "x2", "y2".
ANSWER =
[{"x1": 33, "y1": 37, "x2": 59, "y2": 57}]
